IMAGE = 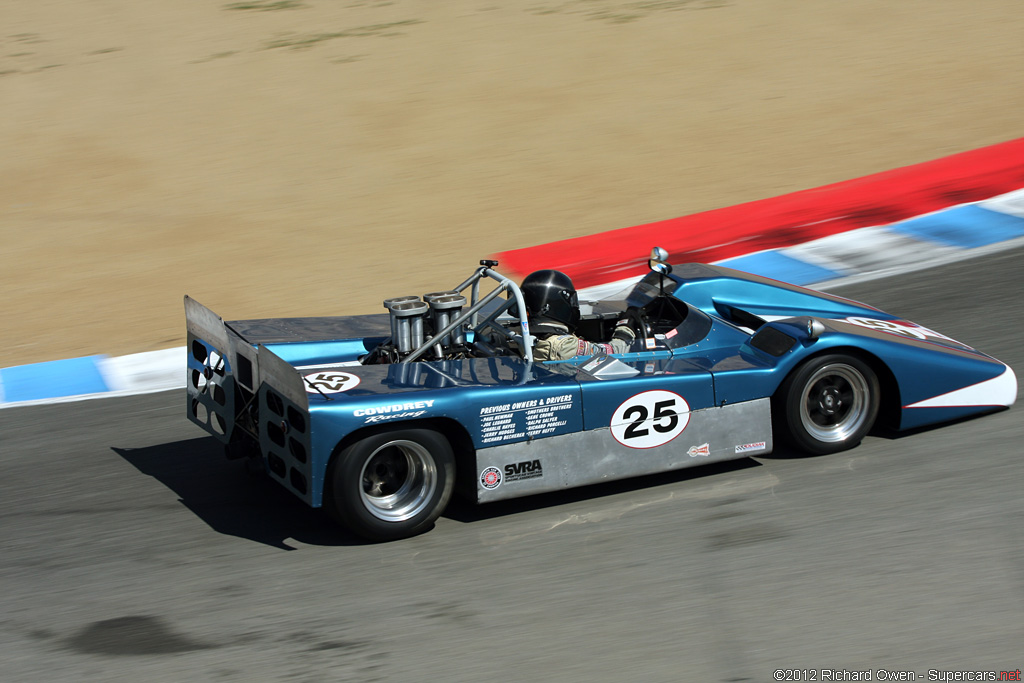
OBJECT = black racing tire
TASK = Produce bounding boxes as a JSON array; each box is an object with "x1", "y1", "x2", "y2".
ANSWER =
[
  {"x1": 324, "y1": 428, "x2": 455, "y2": 541},
  {"x1": 774, "y1": 354, "x2": 880, "y2": 455}
]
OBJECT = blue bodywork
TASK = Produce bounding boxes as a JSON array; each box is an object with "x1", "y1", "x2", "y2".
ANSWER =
[{"x1": 185, "y1": 262, "x2": 1016, "y2": 509}]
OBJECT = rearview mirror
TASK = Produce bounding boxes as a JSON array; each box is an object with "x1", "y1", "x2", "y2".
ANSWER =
[{"x1": 648, "y1": 246, "x2": 672, "y2": 275}]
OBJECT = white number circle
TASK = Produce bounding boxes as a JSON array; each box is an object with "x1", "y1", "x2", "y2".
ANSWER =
[
  {"x1": 303, "y1": 371, "x2": 361, "y2": 394},
  {"x1": 611, "y1": 390, "x2": 690, "y2": 449}
]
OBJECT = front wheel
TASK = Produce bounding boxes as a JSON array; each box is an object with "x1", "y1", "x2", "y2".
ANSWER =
[
  {"x1": 774, "y1": 354, "x2": 880, "y2": 455},
  {"x1": 324, "y1": 428, "x2": 455, "y2": 541}
]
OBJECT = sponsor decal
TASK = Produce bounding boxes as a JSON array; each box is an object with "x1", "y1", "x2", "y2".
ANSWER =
[
  {"x1": 838, "y1": 317, "x2": 970, "y2": 348},
  {"x1": 687, "y1": 443, "x2": 710, "y2": 457},
  {"x1": 665, "y1": 328, "x2": 678, "y2": 339},
  {"x1": 644, "y1": 337, "x2": 657, "y2": 350},
  {"x1": 353, "y1": 399, "x2": 435, "y2": 423},
  {"x1": 610, "y1": 389, "x2": 690, "y2": 449},
  {"x1": 503, "y1": 459, "x2": 544, "y2": 482},
  {"x1": 735, "y1": 441, "x2": 767, "y2": 454},
  {"x1": 478, "y1": 394, "x2": 574, "y2": 443},
  {"x1": 480, "y1": 466, "x2": 502, "y2": 490},
  {"x1": 303, "y1": 371, "x2": 360, "y2": 394},
  {"x1": 361, "y1": 411, "x2": 426, "y2": 423}
]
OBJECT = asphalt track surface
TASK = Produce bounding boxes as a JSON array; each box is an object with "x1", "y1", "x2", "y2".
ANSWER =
[{"x1": 2, "y1": 249, "x2": 1023, "y2": 682}]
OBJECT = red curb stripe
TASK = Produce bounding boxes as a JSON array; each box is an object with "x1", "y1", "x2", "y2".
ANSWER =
[{"x1": 495, "y1": 138, "x2": 1024, "y2": 289}]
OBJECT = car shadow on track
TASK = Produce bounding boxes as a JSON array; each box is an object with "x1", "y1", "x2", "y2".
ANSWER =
[
  {"x1": 114, "y1": 437, "x2": 771, "y2": 546},
  {"x1": 756, "y1": 409, "x2": 1011, "y2": 460},
  {"x1": 442, "y1": 458, "x2": 763, "y2": 525},
  {"x1": 112, "y1": 438, "x2": 368, "y2": 550}
]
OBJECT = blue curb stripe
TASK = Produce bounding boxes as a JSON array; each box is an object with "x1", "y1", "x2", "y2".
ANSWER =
[
  {"x1": 887, "y1": 205, "x2": 1024, "y2": 248},
  {"x1": 0, "y1": 356, "x2": 110, "y2": 403},
  {"x1": 716, "y1": 251, "x2": 845, "y2": 286},
  {"x1": 4, "y1": 194, "x2": 1024, "y2": 407}
]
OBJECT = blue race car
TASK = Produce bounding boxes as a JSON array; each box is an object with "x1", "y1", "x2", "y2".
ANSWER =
[{"x1": 185, "y1": 248, "x2": 1017, "y2": 540}]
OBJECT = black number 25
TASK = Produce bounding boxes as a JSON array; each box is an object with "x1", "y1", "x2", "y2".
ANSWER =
[{"x1": 623, "y1": 399, "x2": 679, "y2": 439}]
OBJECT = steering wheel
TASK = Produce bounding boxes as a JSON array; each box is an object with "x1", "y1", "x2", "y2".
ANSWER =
[{"x1": 623, "y1": 305, "x2": 651, "y2": 339}]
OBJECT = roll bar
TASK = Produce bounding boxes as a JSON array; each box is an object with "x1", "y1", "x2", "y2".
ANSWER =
[{"x1": 401, "y1": 262, "x2": 535, "y2": 363}]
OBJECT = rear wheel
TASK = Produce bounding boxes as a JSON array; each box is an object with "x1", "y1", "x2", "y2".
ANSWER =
[
  {"x1": 775, "y1": 354, "x2": 879, "y2": 455},
  {"x1": 325, "y1": 428, "x2": 455, "y2": 541}
]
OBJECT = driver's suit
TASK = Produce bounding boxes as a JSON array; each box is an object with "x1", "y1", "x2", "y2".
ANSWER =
[{"x1": 531, "y1": 321, "x2": 635, "y2": 361}]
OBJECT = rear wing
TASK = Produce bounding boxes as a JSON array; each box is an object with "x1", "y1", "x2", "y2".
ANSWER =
[
  {"x1": 185, "y1": 295, "x2": 315, "y2": 501},
  {"x1": 184, "y1": 296, "x2": 261, "y2": 443},
  {"x1": 255, "y1": 342, "x2": 308, "y2": 410},
  {"x1": 255, "y1": 343, "x2": 313, "y2": 503}
]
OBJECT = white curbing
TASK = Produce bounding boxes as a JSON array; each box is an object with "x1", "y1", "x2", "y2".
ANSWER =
[
  {"x1": 980, "y1": 187, "x2": 1024, "y2": 217},
  {"x1": 3, "y1": 193, "x2": 1024, "y2": 409},
  {"x1": 97, "y1": 347, "x2": 186, "y2": 394}
]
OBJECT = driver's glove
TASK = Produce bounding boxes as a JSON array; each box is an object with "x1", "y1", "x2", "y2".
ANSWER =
[{"x1": 612, "y1": 321, "x2": 635, "y2": 344}]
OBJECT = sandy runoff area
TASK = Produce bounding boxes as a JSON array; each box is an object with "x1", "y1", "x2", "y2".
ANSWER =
[{"x1": 2, "y1": 0, "x2": 1022, "y2": 366}]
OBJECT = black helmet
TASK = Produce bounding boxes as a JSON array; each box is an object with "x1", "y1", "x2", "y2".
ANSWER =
[{"x1": 521, "y1": 270, "x2": 580, "y2": 329}]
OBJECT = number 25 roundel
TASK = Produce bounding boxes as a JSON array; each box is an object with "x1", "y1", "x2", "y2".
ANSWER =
[{"x1": 610, "y1": 390, "x2": 690, "y2": 449}]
